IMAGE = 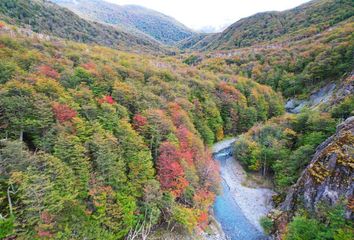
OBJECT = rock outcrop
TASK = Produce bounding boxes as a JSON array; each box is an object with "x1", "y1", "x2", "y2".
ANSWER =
[
  {"x1": 272, "y1": 116, "x2": 354, "y2": 238},
  {"x1": 285, "y1": 72, "x2": 354, "y2": 114},
  {"x1": 329, "y1": 73, "x2": 354, "y2": 108},
  {"x1": 285, "y1": 83, "x2": 337, "y2": 113}
]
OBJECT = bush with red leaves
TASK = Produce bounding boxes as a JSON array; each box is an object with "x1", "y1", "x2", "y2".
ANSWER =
[
  {"x1": 98, "y1": 95, "x2": 116, "y2": 105},
  {"x1": 38, "y1": 65, "x2": 60, "y2": 79},
  {"x1": 132, "y1": 114, "x2": 147, "y2": 131},
  {"x1": 52, "y1": 103, "x2": 77, "y2": 123}
]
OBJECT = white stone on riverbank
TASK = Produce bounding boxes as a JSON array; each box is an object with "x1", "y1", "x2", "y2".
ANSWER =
[
  {"x1": 221, "y1": 156, "x2": 274, "y2": 232},
  {"x1": 213, "y1": 138, "x2": 275, "y2": 233}
]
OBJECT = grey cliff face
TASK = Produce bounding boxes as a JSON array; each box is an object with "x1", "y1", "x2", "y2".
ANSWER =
[{"x1": 272, "y1": 116, "x2": 354, "y2": 237}]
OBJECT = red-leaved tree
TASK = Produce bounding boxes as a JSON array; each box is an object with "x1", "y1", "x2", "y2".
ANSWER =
[
  {"x1": 81, "y1": 62, "x2": 97, "y2": 73},
  {"x1": 98, "y1": 95, "x2": 116, "y2": 105},
  {"x1": 38, "y1": 65, "x2": 60, "y2": 79},
  {"x1": 52, "y1": 103, "x2": 77, "y2": 123},
  {"x1": 132, "y1": 114, "x2": 147, "y2": 131},
  {"x1": 157, "y1": 141, "x2": 189, "y2": 197}
]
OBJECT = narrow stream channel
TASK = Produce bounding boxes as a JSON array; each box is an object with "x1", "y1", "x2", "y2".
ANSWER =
[{"x1": 212, "y1": 143, "x2": 269, "y2": 240}]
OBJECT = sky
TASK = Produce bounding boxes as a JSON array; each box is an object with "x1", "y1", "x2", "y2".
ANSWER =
[{"x1": 106, "y1": 0, "x2": 311, "y2": 32}]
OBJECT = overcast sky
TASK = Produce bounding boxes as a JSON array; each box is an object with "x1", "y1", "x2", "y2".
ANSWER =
[{"x1": 106, "y1": 0, "x2": 311, "y2": 32}]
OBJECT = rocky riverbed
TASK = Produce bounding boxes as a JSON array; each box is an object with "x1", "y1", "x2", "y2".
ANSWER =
[{"x1": 212, "y1": 139, "x2": 275, "y2": 240}]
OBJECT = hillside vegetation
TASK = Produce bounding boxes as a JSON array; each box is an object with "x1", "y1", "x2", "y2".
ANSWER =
[
  {"x1": 244, "y1": 110, "x2": 354, "y2": 240},
  {"x1": 0, "y1": 0, "x2": 353, "y2": 239},
  {"x1": 0, "y1": 0, "x2": 165, "y2": 53},
  {"x1": 0, "y1": 22, "x2": 283, "y2": 239},
  {"x1": 52, "y1": 0, "x2": 195, "y2": 45},
  {"x1": 185, "y1": 19, "x2": 353, "y2": 98},
  {"x1": 183, "y1": 0, "x2": 354, "y2": 50}
]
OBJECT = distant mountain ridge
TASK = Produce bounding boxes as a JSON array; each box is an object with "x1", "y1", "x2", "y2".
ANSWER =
[
  {"x1": 182, "y1": 0, "x2": 354, "y2": 50},
  {"x1": 51, "y1": 0, "x2": 195, "y2": 45},
  {"x1": 0, "y1": 0, "x2": 166, "y2": 53}
]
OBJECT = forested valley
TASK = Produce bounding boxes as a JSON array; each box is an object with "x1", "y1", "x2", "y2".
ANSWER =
[{"x1": 0, "y1": 0, "x2": 353, "y2": 239}]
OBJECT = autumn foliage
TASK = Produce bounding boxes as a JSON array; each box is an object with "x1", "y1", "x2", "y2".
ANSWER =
[
  {"x1": 52, "y1": 103, "x2": 77, "y2": 123},
  {"x1": 132, "y1": 114, "x2": 147, "y2": 130},
  {"x1": 152, "y1": 104, "x2": 220, "y2": 228},
  {"x1": 36, "y1": 211, "x2": 54, "y2": 238},
  {"x1": 98, "y1": 95, "x2": 116, "y2": 105},
  {"x1": 81, "y1": 62, "x2": 98, "y2": 75},
  {"x1": 157, "y1": 141, "x2": 189, "y2": 197},
  {"x1": 0, "y1": 21, "x2": 288, "y2": 238},
  {"x1": 38, "y1": 65, "x2": 60, "y2": 79}
]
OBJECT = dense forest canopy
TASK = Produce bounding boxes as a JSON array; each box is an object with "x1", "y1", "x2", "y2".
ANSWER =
[
  {"x1": 184, "y1": 19, "x2": 353, "y2": 98},
  {"x1": 0, "y1": 0, "x2": 353, "y2": 239},
  {"x1": 0, "y1": 22, "x2": 283, "y2": 239}
]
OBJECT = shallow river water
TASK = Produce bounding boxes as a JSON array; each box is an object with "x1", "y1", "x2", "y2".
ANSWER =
[{"x1": 212, "y1": 144, "x2": 269, "y2": 240}]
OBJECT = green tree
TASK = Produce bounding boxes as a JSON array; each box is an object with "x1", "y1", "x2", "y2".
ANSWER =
[
  {"x1": 286, "y1": 216, "x2": 323, "y2": 240},
  {"x1": 89, "y1": 132, "x2": 127, "y2": 190},
  {"x1": 260, "y1": 216, "x2": 273, "y2": 234},
  {"x1": 0, "y1": 82, "x2": 53, "y2": 141},
  {"x1": 9, "y1": 152, "x2": 77, "y2": 238},
  {"x1": 0, "y1": 61, "x2": 16, "y2": 84},
  {"x1": 234, "y1": 136, "x2": 261, "y2": 171},
  {"x1": 331, "y1": 95, "x2": 354, "y2": 120},
  {"x1": 171, "y1": 205, "x2": 198, "y2": 233},
  {"x1": 54, "y1": 134, "x2": 90, "y2": 198}
]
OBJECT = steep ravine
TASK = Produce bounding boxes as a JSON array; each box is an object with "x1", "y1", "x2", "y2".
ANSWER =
[{"x1": 212, "y1": 139, "x2": 274, "y2": 240}]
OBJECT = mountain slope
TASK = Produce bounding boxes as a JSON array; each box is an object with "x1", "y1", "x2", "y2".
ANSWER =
[
  {"x1": 0, "y1": 19, "x2": 284, "y2": 239},
  {"x1": 178, "y1": 33, "x2": 217, "y2": 50},
  {"x1": 182, "y1": 17, "x2": 353, "y2": 99},
  {"x1": 51, "y1": 0, "x2": 195, "y2": 45},
  {"x1": 183, "y1": 0, "x2": 354, "y2": 50},
  {"x1": 0, "y1": 0, "x2": 166, "y2": 53},
  {"x1": 272, "y1": 116, "x2": 354, "y2": 238}
]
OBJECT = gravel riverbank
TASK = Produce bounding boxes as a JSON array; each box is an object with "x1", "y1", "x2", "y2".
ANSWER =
[
  {"x1": 213, "y1": 138, "x2": 274, "y2": 236},
  {"x1": 221, "y1": 156, "x2": 274, "y2": 232}
]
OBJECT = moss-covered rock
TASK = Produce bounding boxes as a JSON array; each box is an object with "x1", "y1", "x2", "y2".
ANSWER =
[{"x1": 272, "y1": 117, "x2": 354, "y2": 239}]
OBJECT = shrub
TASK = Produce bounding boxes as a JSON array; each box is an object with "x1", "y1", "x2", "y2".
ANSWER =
[
  {"x1": 260, "y1": 216, "x2": 273, "y2": 234},
  {"x1": 331, "y1": 95, "x2": 354, "y2": 120},
  {"x1": 171, "y1": 205, "x2": 198, "y2": 233},
  {"x1": 0, "y1": 61, "x2": 16, "y2": 84},
  {"x1": 286, "y1": 216, "x2": 323, "y2": 240},
  {"x1": 0, "y1": 216, "x2": 15, "y2": 239}
]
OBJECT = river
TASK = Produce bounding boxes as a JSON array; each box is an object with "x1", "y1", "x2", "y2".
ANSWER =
[{"x1": 212, "y1": 139, "x2": 274, "y2": 240}]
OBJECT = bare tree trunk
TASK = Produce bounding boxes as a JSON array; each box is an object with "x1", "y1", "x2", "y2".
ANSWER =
[
  {"x1": 7, "y1": 186, "x2": 14, "y2": 216},
  {"x1": 150, "y1": 135, "x2": 154, "y2": 150},
  {"x1": 20, "y1": 129, "x2": 23, "y2": 142},
  {"x1": 126, "y1": 211, "x2": 153, "y2": 240},
  {"x1": 263, "y1": 154, "x2": 267, "y2": 176},
  {"x1": 263, "y1": 161, "x2": 266, "y2": 176}
]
